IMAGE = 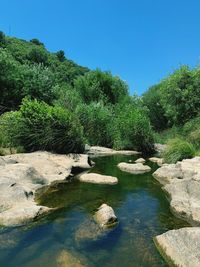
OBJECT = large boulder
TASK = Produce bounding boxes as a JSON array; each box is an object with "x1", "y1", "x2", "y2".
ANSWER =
[
  {"x1": 78, "y1": 173, "x2": 118, "y2": 185},
  {"x1": 94, "y1": 204, "x2": 118, "y2": 228},
  {"x1": 117, "y1": 162, "x2": 151, "y2": 174},
  {"x1": 0, "y1": 151, "x2": 92, "y2": 227},
  {"x1": 87, "y1": 146, "x2": 140, "y2": 156},
  {"x1": 153, "y1": 157, "x2": 200, "y2": 225},
  {"x1": 154, "y1": 227, "x2": 200, "y2": 267}
]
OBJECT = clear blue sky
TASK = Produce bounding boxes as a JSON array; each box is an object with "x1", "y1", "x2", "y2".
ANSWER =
[{"x1": 1, "y1": 0, "x2": 200, "y2": 95}]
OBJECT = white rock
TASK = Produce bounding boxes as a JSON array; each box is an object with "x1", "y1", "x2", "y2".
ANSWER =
[
  {"x1": 153, "y1": 157, "x2": 200, "y2": 225},
  {"x1": 78, "y1": 173, "x2": 118, "y2": 185},
  {"x1": 155, "y1": 227, "x2": 200, "y2": 267},
  {"x1": 94, "y1": 204, "x2": 118, "y2": 228},
  {"x1": 135, "y1": 158, "x2": 145, "y2": 163},
  {"x1": 149, "y1": 157, "x2": 164, "y2": 166},
  {"x1": 87, "y1": 146, "x2": 141, "y2": 156},
  {"x1": 117, "y1": 162, "x2": 151, "y2": 174}
]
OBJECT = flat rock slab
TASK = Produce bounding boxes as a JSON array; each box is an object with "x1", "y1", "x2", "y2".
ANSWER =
[
  {"x1": 117, "y1": 162, "x2": 151, "y2": 174},
  {"x1": 78, "y1": 173, "x2": 118, "y2": 185},
  {"x1": 0, "y1": 151, "x2": 91, "y2": 227},
  {"x1": 154, "y1": 227, "x2": 200, "y2": 267},
  {"x1": 149, "y1": 157, "x2": 164, "y2": 166},
  {"x1": 87, "y1": 146, "x2": 140, "y2": 156},
  {"x1": 135, "y1": 158, "x2": 145, "y2": 163}
]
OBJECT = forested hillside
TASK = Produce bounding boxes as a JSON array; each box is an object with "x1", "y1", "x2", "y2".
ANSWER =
[{"x1": 0, "y1": 31, "x2": 154, "y2": 155}]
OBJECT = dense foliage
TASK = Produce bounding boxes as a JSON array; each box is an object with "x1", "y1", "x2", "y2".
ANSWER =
[
  {"x1": 0, "y1": 32, "x2": 154, "y2": 154},
  {"x1": 143, "y1": 65, "x2": 200, "y2": 129}
]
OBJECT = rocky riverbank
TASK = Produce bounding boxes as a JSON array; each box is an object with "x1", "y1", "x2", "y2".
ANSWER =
[
  {"x1": 153, "y1": 157, "x2": 200, "y2": 266},
  {"x1": 0, "y1": 151, "x2": 91, "y2": 227}
]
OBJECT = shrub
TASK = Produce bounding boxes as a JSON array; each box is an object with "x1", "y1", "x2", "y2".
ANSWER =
[
  {"x1": 27, "y1": 47, "x2": 48, "y2": 65},
  {"x1": 74, "y1": 69, "x2": 128, "y2": 105},
  {"x1": 76, "y1": 102, "x2": 113, "y2": 147},
  {"x1": 163, "y1": 138, "x2": 195, "y2": 163},
  {"x1": 5, "y1": 98, "x2": 85, "y2": 153}
]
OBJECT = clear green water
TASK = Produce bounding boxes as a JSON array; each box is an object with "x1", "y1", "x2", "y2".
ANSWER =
[{"x1": 0, "y1": 155, "x2": 188, "y2": 267}]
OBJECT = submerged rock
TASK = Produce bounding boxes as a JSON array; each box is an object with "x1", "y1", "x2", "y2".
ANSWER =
[
  {"x1": 154, "y1": 227, "x2": 200, "y2": 267},
  {"x1": 78, "y1": 173, "x2": 118, "y2": 185},
  {"x1": 135, "y1": 158, "x2": 145, "y2": 163},
  {"x1": 94, "y1": 204, "x2": 118, "y2": 228},
  {"x1": 87, "y1": 146, "x2": 140, "y2": 156},
  {"x1": 75, "y1": 219, "x2": 104, "y2": 243},
  {"x1": 117, "y1": 162, "x2": 151, "y2": 174},
  {"x1": 57, "y1": 250, "x2": 86, "y2": 267}
]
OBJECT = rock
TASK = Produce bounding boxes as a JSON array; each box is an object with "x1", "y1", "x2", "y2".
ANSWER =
[
  {"x1": 0, "y1": 151, "x2": 92, "y2": 227},
  {"x1": 75, "y1": 219, "x2": 103, "y2": 243},
  {"x1": 135, "y1": 158, "x2": 145, "y2": 163},
  {"x1": 153, "y1": 157, "x2": 200, "y2": 225},
  {"x1": 154, "y1": 227, "x2": 200, "y2": 267},
  {"x1": 87, "y1": 146, "x2": 140, "y2": 156},
  {"x1": 78, "y1": 173, "x2": 118, "y2": 185},
  {"x1": 57, "y1": 250, "x2": 86, "y2": 267},
  {"x1": 154, "y1": 143, "x2": 167, "y2": 154},
  {"x1": 94, "y1": 204, "x2": 118, "y2": 228},
  {"x1": 117, "y1": 162, "x2": 151, "y2": 174},
  {"x1": 153, "y1": 164, "x2": 183, "y2": 185},
  {"x1": 149, "y1": 157, "x2": 164, "y2": 166}
]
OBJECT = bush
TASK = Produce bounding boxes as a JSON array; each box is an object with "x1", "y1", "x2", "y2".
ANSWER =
[
  {"x1": 5, "y1": 98, "x2": 85, "y2": 153},
  {"x1": 27, "y1": 47, "x2": 48, "y2": 65},
  {"x1": 76, "y1": 102, "x2": 113, "y2": 147},
  {"x1": 112, "y1": 99, "x2": 155, "y2": 154},
  {"x1": 163, "y1": 138, "x2": 195, "y2": 163},
  {"x1": 74, "y1": 69, "x2": 128, "y2": 105}
]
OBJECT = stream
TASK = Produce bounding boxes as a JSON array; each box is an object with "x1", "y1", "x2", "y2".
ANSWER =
[{"x1": 0, "y1": 155, "x2": 188, "y2": 267}]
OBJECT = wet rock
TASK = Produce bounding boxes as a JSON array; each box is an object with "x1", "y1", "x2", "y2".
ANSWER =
[
  {"x1": 78, "y1": 173, "x2": 118, "y2": 185},
  {"x1": 135, "y1": 158, "x2": 145, "y2": 163},
  {"x1": 94, "y1": 204, "x2": 118, "y2": 228},
  {"x1": 154, "y1": 227, "x2": 200, "y2": 267},
  {"x1": 117, "y1": 162, "x2": 151, "y2": 174},
  {"x1": 149, "y1": 157, "x2": 164, "y2": 166},
  {"x1": 75, "y1": 219, "x2": 103, "y2": 243},
  {"x1": 57, "y1": 250, "x2": 86, "y2": 267},
  {"x1": 87, "y1": 146, "x2": 140, "y2": 156}
]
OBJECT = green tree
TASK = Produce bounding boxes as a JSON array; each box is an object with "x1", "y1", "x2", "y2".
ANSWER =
[{"x1": 74, "y1": 69, "x2": 129, "y2": 104}]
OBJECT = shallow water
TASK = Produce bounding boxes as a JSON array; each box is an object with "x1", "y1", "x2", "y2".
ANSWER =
[{"x1": 0, "y1": 155, "x2": 188, "y2": 267}]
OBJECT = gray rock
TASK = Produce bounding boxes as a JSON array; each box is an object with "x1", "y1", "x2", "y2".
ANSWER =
[
  {"x1": 78, "y1": 173, "x2": 118, "y2": 185},
  {"x1": 154, "y1": 227, "x2": 200, "y2": 267},
  {"x1": 94, "y1": 204, "x2": 118, "y2": 228},
  {"x1": 118, "y1": 162, "x2": 151, "y2": 174}
]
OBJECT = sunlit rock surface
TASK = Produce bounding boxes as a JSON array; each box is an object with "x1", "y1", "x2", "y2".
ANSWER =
[
  {"x1": 78, "y1": 173, "x2": 118, "y2": 185},
  {"x1": 118, "y1": 162, "x2": 151, "y2": 174},
  {"x1": 0, "y1": 151, "x2": 91, "y2": 227},
  {"x1": 155, "y1": 227, "x2": 200, "y2": 267}
]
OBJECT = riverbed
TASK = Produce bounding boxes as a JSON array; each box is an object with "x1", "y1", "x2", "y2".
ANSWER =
[{"x1": 0, "y1": 155, "x2": 188, "y2": 267}]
